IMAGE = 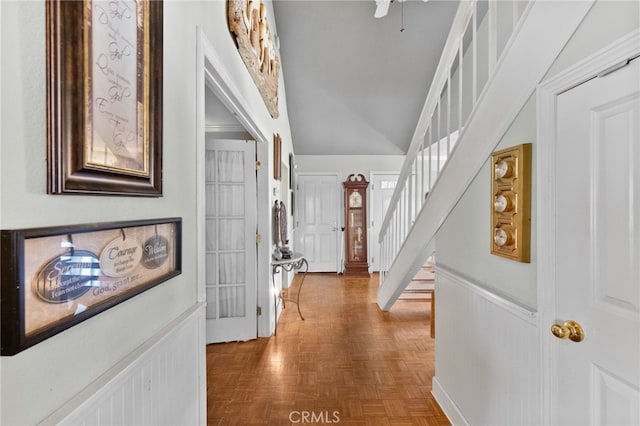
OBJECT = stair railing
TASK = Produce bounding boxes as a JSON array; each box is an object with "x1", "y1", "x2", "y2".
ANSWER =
[{"x1": 378, "y1": 0, "x2": 528, "y2": 286}]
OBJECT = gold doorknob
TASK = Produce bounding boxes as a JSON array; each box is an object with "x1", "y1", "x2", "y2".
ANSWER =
[{"x1": 551, "y1": 320, "x2": 585, "y2": 342}]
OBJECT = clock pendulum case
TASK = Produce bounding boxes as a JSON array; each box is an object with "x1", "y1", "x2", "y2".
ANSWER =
[{"x1": 343, "y1": 174, "x2": 370, "y2": 277}]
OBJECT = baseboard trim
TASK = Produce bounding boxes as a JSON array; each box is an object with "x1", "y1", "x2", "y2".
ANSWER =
[{"x1": 432, "y1": 377, "x2": 468, "y2": 426}]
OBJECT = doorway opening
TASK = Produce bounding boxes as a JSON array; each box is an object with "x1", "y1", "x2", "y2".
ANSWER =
[{"x1": 196, "y1": 28, "x2": 272, "y2": 341}]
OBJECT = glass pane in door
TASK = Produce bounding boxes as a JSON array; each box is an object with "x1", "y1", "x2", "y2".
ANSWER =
[{"x1": 205, "y1": 146, "x2": 248, "y2": 321}]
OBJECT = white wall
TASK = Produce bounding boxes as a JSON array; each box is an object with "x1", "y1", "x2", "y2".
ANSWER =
[
  {"x1": 437, "y1": 94, "x2": 537, "y2": 309},
  {"x1": 0, "y1": 1, "x2": 292, "y2": 424},
  {"x1": 296, "y1": 154, "x2": 405, "y2": 180},
  {"x1": 544, "y1": 0, "x2": 640, "y2": 79}
]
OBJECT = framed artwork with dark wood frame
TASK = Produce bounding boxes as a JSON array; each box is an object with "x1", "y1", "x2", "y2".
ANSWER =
[
  {"x1": 46, "y1": 0, "x2": 163, "y2": 196},
  {"x1": 1, "y1": 218, "x2": 182, "y2": 356},
  {"x1": 273, "y1": 134, "x2": 282, "y2": 180}
]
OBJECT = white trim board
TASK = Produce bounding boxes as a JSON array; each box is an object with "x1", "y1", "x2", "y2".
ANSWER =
[{"x1": 536, "y1": 29, "x2": 640, "y2": 426}]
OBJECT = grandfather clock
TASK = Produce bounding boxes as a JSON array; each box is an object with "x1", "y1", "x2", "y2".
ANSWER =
[{"x1": 343, "y1": 174, "x2": 370, "y2": 277}]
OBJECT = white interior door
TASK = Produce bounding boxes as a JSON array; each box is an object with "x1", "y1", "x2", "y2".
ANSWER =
[
  {"x1": 370, "y1": 173, "x2": 398, "y2": 271},
  {"x1": 296, "y1": 173, "x2": 339, "y2": 272},
  {"x1": 552, "y1": 58, "x2": 639, "y2": 425},
  {"x1": 205, "y1": 138, "x2": 257, "y2": 343}
]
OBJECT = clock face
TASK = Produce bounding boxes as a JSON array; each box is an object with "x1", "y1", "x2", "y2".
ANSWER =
[
  {"x1": 495, "y1": 160, "x2": 512, "y2": 179},
  {"x1": 494, "y1": 228, "x2": 510, "y2": 247},
  {"x1": 349, "y1": 190, "x2": 362, "y2": 208},
  {"x1": 494, "y1": 194, "x2": 511, "y2": 212}
]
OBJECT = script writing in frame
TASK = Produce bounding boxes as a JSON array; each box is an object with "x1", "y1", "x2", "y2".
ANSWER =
[
  {"x1": 0, "y1": 218, "x2": 181, "y2": 356},
  {"x1": 46, "y1": 0, "x2": 163, "y2": 196}
]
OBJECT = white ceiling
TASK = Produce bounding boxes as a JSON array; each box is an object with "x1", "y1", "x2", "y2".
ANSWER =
[{"x1": 273, "y1": 0, "x2": 460, "y2": 155}]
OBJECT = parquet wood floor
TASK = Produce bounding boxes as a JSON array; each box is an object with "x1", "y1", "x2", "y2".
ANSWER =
[{"x1": 206, "y1": 272, "x2": 450, "y2": 426}]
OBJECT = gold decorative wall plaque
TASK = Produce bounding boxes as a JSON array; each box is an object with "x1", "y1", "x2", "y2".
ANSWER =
[{"x1": 490, "y1": 143, "x2": 531, "y2": 262}]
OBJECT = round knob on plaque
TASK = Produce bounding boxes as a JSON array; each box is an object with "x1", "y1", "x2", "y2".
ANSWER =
[
  {"x1": 494, "y1": 194, "x2": 514, "y2": 213},
  {"x1": 495, "y1": 160, "x2": 513, "y2": 179},
  {"x1": 493, "y1": 227, "x2": 513, "y2": 247}
]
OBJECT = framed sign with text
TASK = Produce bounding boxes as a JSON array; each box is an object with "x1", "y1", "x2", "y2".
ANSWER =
[
  {"x1": 46, "y1": 0, "x2": 163, "y2": 196},
  {"x1": 1, "y1": 218, "x2": 181, "y2": 356}
]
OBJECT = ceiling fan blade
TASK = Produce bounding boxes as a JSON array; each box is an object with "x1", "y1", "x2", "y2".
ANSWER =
[{"x1": 374, "y1": 0, "x2": 390, "y2": 18}]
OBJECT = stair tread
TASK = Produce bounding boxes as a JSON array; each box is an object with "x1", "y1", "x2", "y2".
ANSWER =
[
  {"x1": 406, "y1": 280, "x2": 434, "y2": 288},
  {"x1": 398, "y1": 292, "x2": 433, "y2": 301},
  {"x1": 413, "y1": 270, "x2": 434, "y2": 280}
]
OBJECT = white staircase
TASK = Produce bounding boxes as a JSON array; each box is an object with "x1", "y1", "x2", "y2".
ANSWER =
[{"x1": 377, "y1": 0, "x2": 596, "y2": 310}]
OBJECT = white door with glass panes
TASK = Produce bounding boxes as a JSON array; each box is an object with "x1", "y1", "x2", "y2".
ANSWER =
[
  {"x1": 370, "y1": 173, "x2": 398, "y2": 271},
  {"x1": 296, "y1": 173, "x2": 340, "y2": 272},
  {"x1": 549, "y1": 57, "x2": 639, "y2": 425},
  {"x1": 205, "y1": 138, "x2": 257, "y2": 343}
]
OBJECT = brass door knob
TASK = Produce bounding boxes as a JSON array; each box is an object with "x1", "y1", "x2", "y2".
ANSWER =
[{"x1": 551, "y1": 320, "x2": 585, "y2": 342}]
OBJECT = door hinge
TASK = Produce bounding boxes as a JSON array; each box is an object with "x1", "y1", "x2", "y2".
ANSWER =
[
  {"x1": 256, "y1": 233, "x2": 262, "y2": 243},
  {"x1": 255, "y1": 161, "x2": 261, "y2": 171},
  {"x1": 257, "y1": 306, "x2": 262, "y2": 316}
]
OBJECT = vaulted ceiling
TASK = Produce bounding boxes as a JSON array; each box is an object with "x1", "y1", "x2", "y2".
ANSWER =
[{"x1": 273, "y1": 0, "x2": 459, "y2": 155}]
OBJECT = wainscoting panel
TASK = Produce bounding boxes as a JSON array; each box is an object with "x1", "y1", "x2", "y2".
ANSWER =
[
  {"x1": 40, "y1": 304, "x2": 206, "y2": 426},
  {"x1": 432, "y1": 267, "x2": 540, "y2": 425}
]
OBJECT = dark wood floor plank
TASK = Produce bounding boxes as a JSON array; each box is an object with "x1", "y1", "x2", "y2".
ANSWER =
[{"x1": 207, "y1": 272, "x2": 450, "y2": 425}]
